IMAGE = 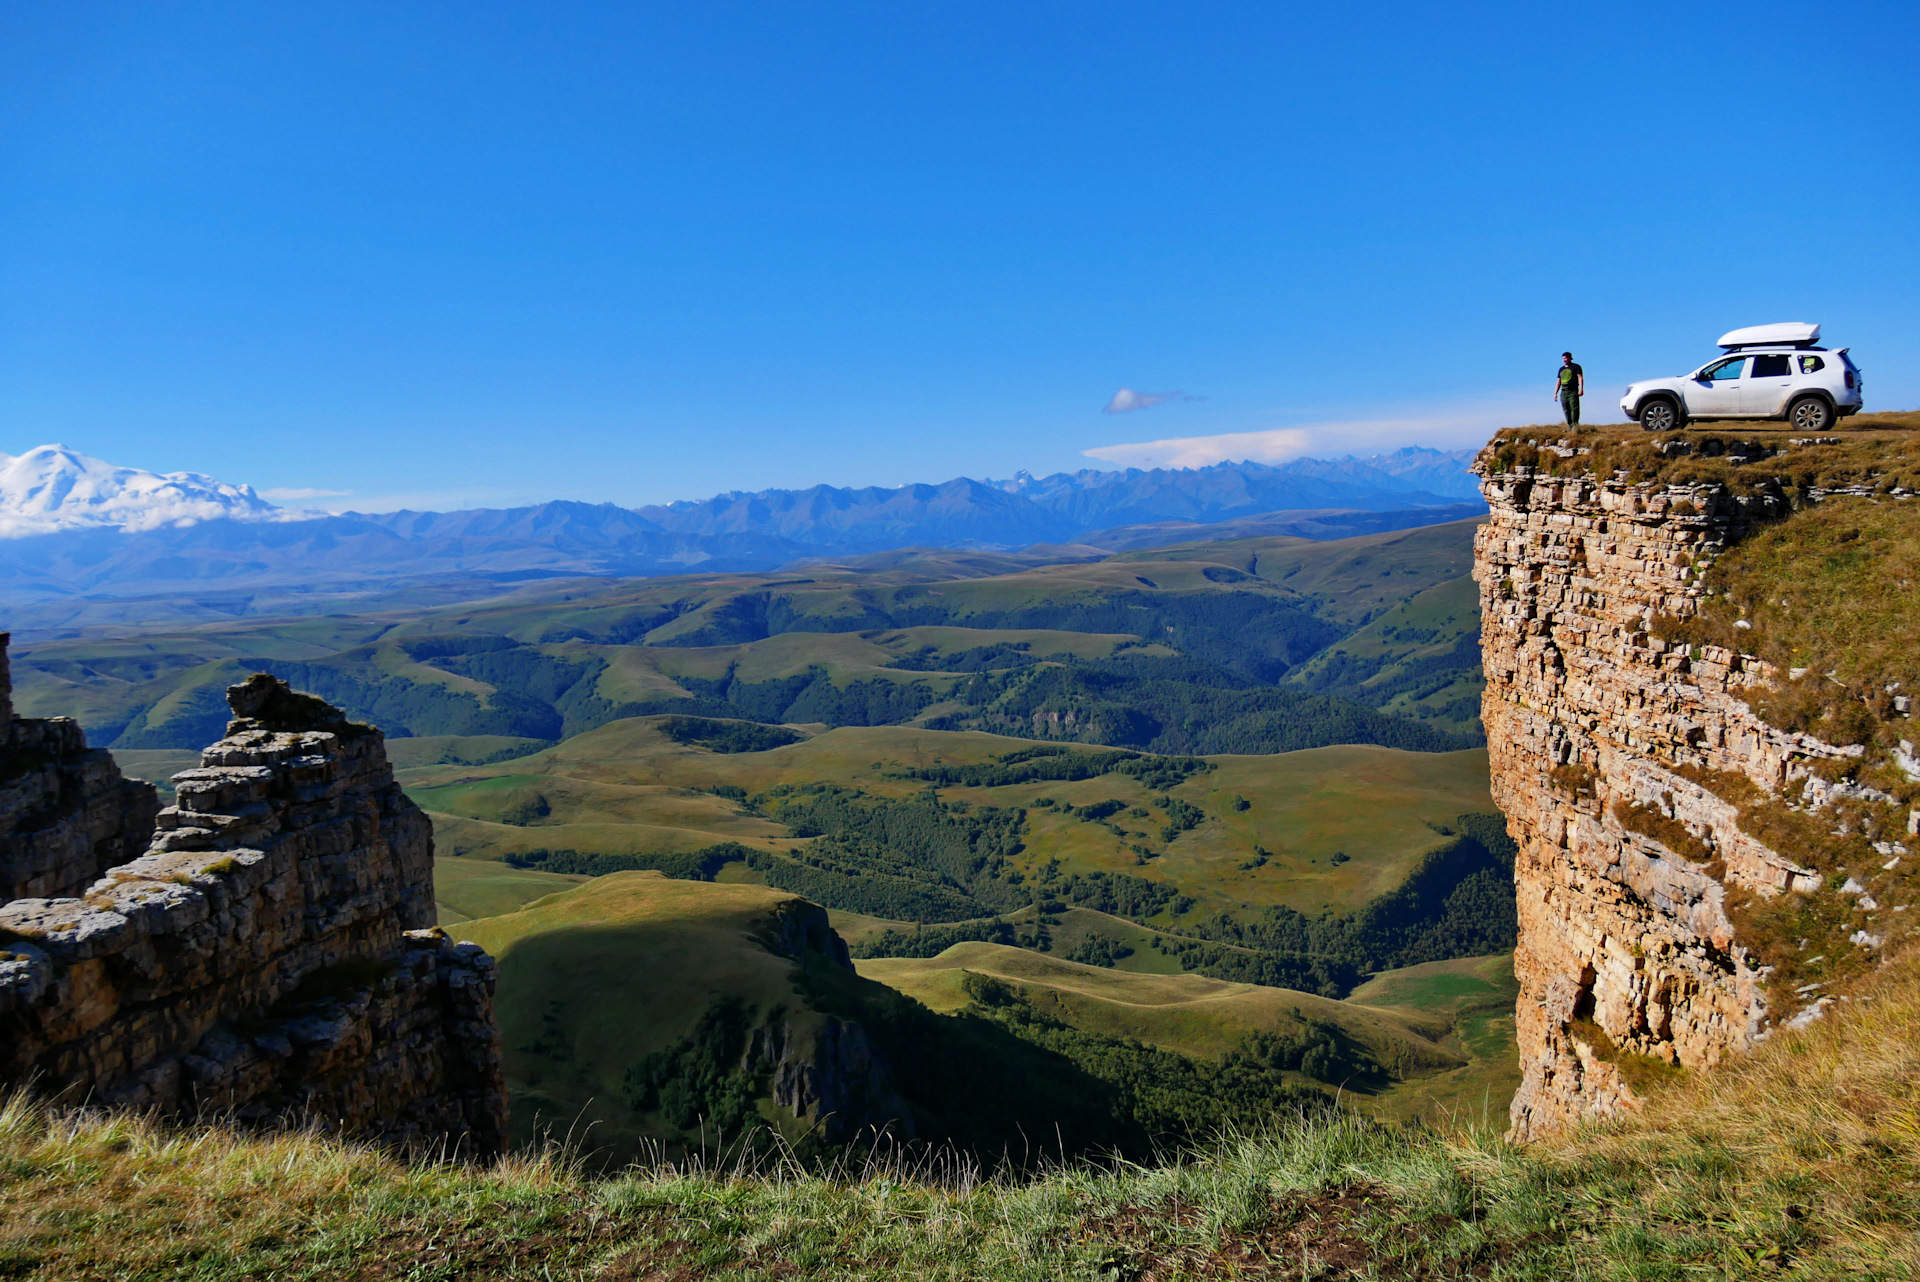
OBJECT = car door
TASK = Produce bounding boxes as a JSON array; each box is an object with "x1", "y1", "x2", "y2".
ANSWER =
[
  {"x1": 1742, "y1": 352, "x2": 1795, "y2": 415},
  {"x1": 1686, "y1": 356, "x2": 1746, "y2": 417}
]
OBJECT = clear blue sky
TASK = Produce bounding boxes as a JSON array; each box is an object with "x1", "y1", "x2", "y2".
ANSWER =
[{"x1": 3, "y1": 1, "x2": 1916, "y2": 512}]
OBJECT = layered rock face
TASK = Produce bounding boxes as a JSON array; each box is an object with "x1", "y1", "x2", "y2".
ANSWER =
[
  {"x1": 0, "y1": 666, "x2": 508, "y2": 1155},
  {"x1": 1475, "y1": 460, "x2": 1837, "y2": 1139},
  {"x1": 0, "y1": 633, "x2": 160, "y2": 901}
]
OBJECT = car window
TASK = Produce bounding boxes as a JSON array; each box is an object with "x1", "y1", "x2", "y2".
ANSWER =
[
  {"x1": 1751, "y1": 354, "x2": 1791, "y2": 378},
  {"x1": 1705, "y1": 357, "x2": 1746, "y2": 381},
  {"x1": 1797, "y1": 355, "x2": 1825, "y2": 374}
]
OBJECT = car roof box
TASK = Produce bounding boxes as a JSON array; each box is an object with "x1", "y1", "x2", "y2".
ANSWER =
[{"x1": 1718, "y1": 321, "x2": 1820, "y2": 349}]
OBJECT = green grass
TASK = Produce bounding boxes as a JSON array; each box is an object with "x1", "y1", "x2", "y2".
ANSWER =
[
  {"x1": 856, "y1": 941, "x2": 1459, "y2": 1074},
  {"x1": 1007, "y1": 904, "x2": 1190, "y2": 974},
  {"x1": 1284, "y1": 573, "x2": 1485, "y2": 737},
  {"x1": 404, "y1": 719, "x2": 1490, "y2": 920},
  {"x1": 1656, "y1": 490, "x2": 1920, "y2": 753},
  {"x1": 1346, "y1": 952, "x2": 1516, "y2": 1015},
  {"x1": 451, "y1": 872, "x2": 844, "y2": 1166},
  {"x1": 838, "y1": 902, "x2": 1274, "y2": 975},
  {"x1": 385, "y1": 735, "x2": 555, "y2": 768},
  {"x1": 10, "y1": 515, "x2": 1483, "y2": 760},
  {"x1": 1347, "y1": 954, "x2": 1522, "y2": 1127},
  {"x1": 432, "y1": 855, "x2": 586, "y2": 924},
  {"x1": 1121, "y1": 518, "x2": 1482, "y2": 626},
  {"x1": 7, "y1": 944, "x2": 1920, "y2": 1279}
]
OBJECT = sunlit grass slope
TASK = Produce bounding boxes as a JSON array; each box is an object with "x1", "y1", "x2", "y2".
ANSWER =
[
  {"x1": 410, "y1": 718, "x2": 1491, "y2": 920},
  {"x1": 857, "y1": 941, "x2": 1459, "y2": 1073},
  {"x1": 1347, "y1": 953, "x2": 1521, "y2": 1127},
  {"x1": 1116, "y1": 517, "x2": 1481, "y2": 625},
  {"x1": 7, "y1": 948, "x2": 1917, "y2": 1280},
  {"x1": 452, "y1": 872, "x2": 840, "y2": 1165},
  {"x1": 432, "y1": 855, "x2": 585, "y2": 925},
  {"x1": 1283, "y1": 573, "x2": 1485, "y2": 737}
]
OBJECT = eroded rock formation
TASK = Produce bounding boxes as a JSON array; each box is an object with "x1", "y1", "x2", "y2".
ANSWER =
[
  {"x1": 0, "y1": 654, "x2": 508, "y2": 1155},
  {"x1": 0, "y1": 633, "x2": 160, "y2": 901},
  {"x1": 749, "y1": 897, "x2": 914, "y2": 1143},
  {"x1": 1475, "y1": 453, "x2": 1827, "y2": 1137}
]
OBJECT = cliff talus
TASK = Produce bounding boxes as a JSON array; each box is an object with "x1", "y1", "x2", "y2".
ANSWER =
[
  {"x1": 0, "y1": 651, "x2": 508, "y2": 1155},
  {"x1": 1475, "y1": 429, "x2": 1918, "y2": 1139}
]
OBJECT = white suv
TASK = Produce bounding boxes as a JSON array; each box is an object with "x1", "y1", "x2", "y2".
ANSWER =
[{"x1": 1620, "y1": 323, "x2": 1863, "y2": 432}]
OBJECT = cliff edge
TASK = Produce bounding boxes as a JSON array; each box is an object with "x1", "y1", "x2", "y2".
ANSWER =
[
  {"x1": 0, "y1": 650, "x2": 508, "y2": 1155},
  {"x1": 1475, "y1": 424, "x2": 1920, "y2": 1139}
]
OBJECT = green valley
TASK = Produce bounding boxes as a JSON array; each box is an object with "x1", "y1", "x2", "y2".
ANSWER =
[{"x1": 49, "y1": 513, "x2": 1518, "y2": 1169}]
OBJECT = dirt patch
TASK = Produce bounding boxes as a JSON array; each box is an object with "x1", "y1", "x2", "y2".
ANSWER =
[
  {"x1": 347, "y1": 1207, "x2": 626, "y2": 1280},
  {"x1": 1070, "y1": 1184, "x2": 1496, "y2": 1280}
]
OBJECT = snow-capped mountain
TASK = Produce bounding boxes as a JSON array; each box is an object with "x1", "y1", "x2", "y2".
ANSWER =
[{"x1": 0, "y1": 445, "x2": 312, "y2": 537}]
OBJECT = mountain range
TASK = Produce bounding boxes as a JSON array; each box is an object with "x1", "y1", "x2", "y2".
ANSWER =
[{"x1": 0, "y1": 443, "x2": 1483, "y2": 630}]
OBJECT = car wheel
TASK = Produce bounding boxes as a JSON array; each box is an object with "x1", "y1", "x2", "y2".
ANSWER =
[
  {"x1": 1788, "y1": 396, "x2": 1834, "y2": 432},
  {"x1": 1637, "y1": 397, "x2": 1681, "y2": 432}
]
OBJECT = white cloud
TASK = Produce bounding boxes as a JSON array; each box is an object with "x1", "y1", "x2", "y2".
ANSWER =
[
  {"x1": 1083, "y1": 391, "x2": 1544, "y2": 469},
  {"x1": 1103, "y1": 387, "x2": 1195, "y2": 414},
  {"x1": 1085, "y1": 427, "x2": 1313, "y2": 468},
  {"x1": 260, "y1": 486, "x2": 352, "y2": 501}
]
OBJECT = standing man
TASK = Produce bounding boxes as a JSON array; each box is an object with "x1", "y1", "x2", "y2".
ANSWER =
[{"x1": 1553, "y1": 351, "x2": 1585, "y2": 427}]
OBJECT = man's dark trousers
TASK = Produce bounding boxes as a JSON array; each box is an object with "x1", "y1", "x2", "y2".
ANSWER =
[{"x1": 1560, "y1": 392, "x2": 1581, "y2": 426}]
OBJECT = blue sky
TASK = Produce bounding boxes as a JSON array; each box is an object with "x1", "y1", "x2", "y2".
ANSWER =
[{"x1": 3, "y1": 1, "x2": 1916, "y2": 512}]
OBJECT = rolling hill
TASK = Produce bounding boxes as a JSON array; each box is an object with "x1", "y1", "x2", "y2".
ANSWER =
[
  {"x1": 452, "y1": 871, "x2": 1366, "y2": 1167},
  {"x1": 448, "y1": 869, "x2": 1507, "y2": 1167},
  {"x1": 26, "y1": 518, "x2": 1486, "y2": 766},
  {"x1": 856, "y1": 941, "x2": 1458, "y2": 1072},
  {"x1": 24, "y1": 507, "x2": 1514, "y2": 1172},
  {"x1": 402, "y1": 719, "x2": 1493, "y2": 921}
]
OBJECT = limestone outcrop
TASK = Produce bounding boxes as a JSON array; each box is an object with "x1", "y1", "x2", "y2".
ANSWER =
[
  {"x1": 0, "y1": 634, "x2": 160, "y2": 901},
  {"x1": 0, "y1": 654, "x2": 508, "y2": 1155},
  {"x1": 1473, "y1": 438, "x2": 1907, "y2": 1139}
]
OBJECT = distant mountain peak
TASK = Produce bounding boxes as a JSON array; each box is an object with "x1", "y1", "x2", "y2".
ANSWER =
[{"x1": 0, "y1": 444, "x2": 312, "y2": 537}]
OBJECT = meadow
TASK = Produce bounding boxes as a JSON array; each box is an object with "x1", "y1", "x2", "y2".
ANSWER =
[{"x1": 407, "y1": 719, "x2": 1491, "y2": 920}]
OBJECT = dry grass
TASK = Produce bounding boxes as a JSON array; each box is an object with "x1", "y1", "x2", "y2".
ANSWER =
[
  {"x1": 1538, "y1": 945, "x2": 1920, "y2": 1276},
  {"x1": 1657, "y1": 494, "x2": 1920, "y2": 756},
  {"x1": 1480, "y1": 416, "x2": 1920, "y2": 495},
  {"x1": 0, "y1": 1097, "x2": 582, "y2": 1279}
]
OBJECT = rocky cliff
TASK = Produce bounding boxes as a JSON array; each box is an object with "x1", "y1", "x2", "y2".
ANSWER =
[
  {"x1": 1475, "y1": 428, "x2": 1920, "y2": 1139},
  {"x1": 0, "y1": 633, "x2": 160, "y2": 901},
  {"x1": 0, "y1": 654, "x2": 508, "y2": 1155}
]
